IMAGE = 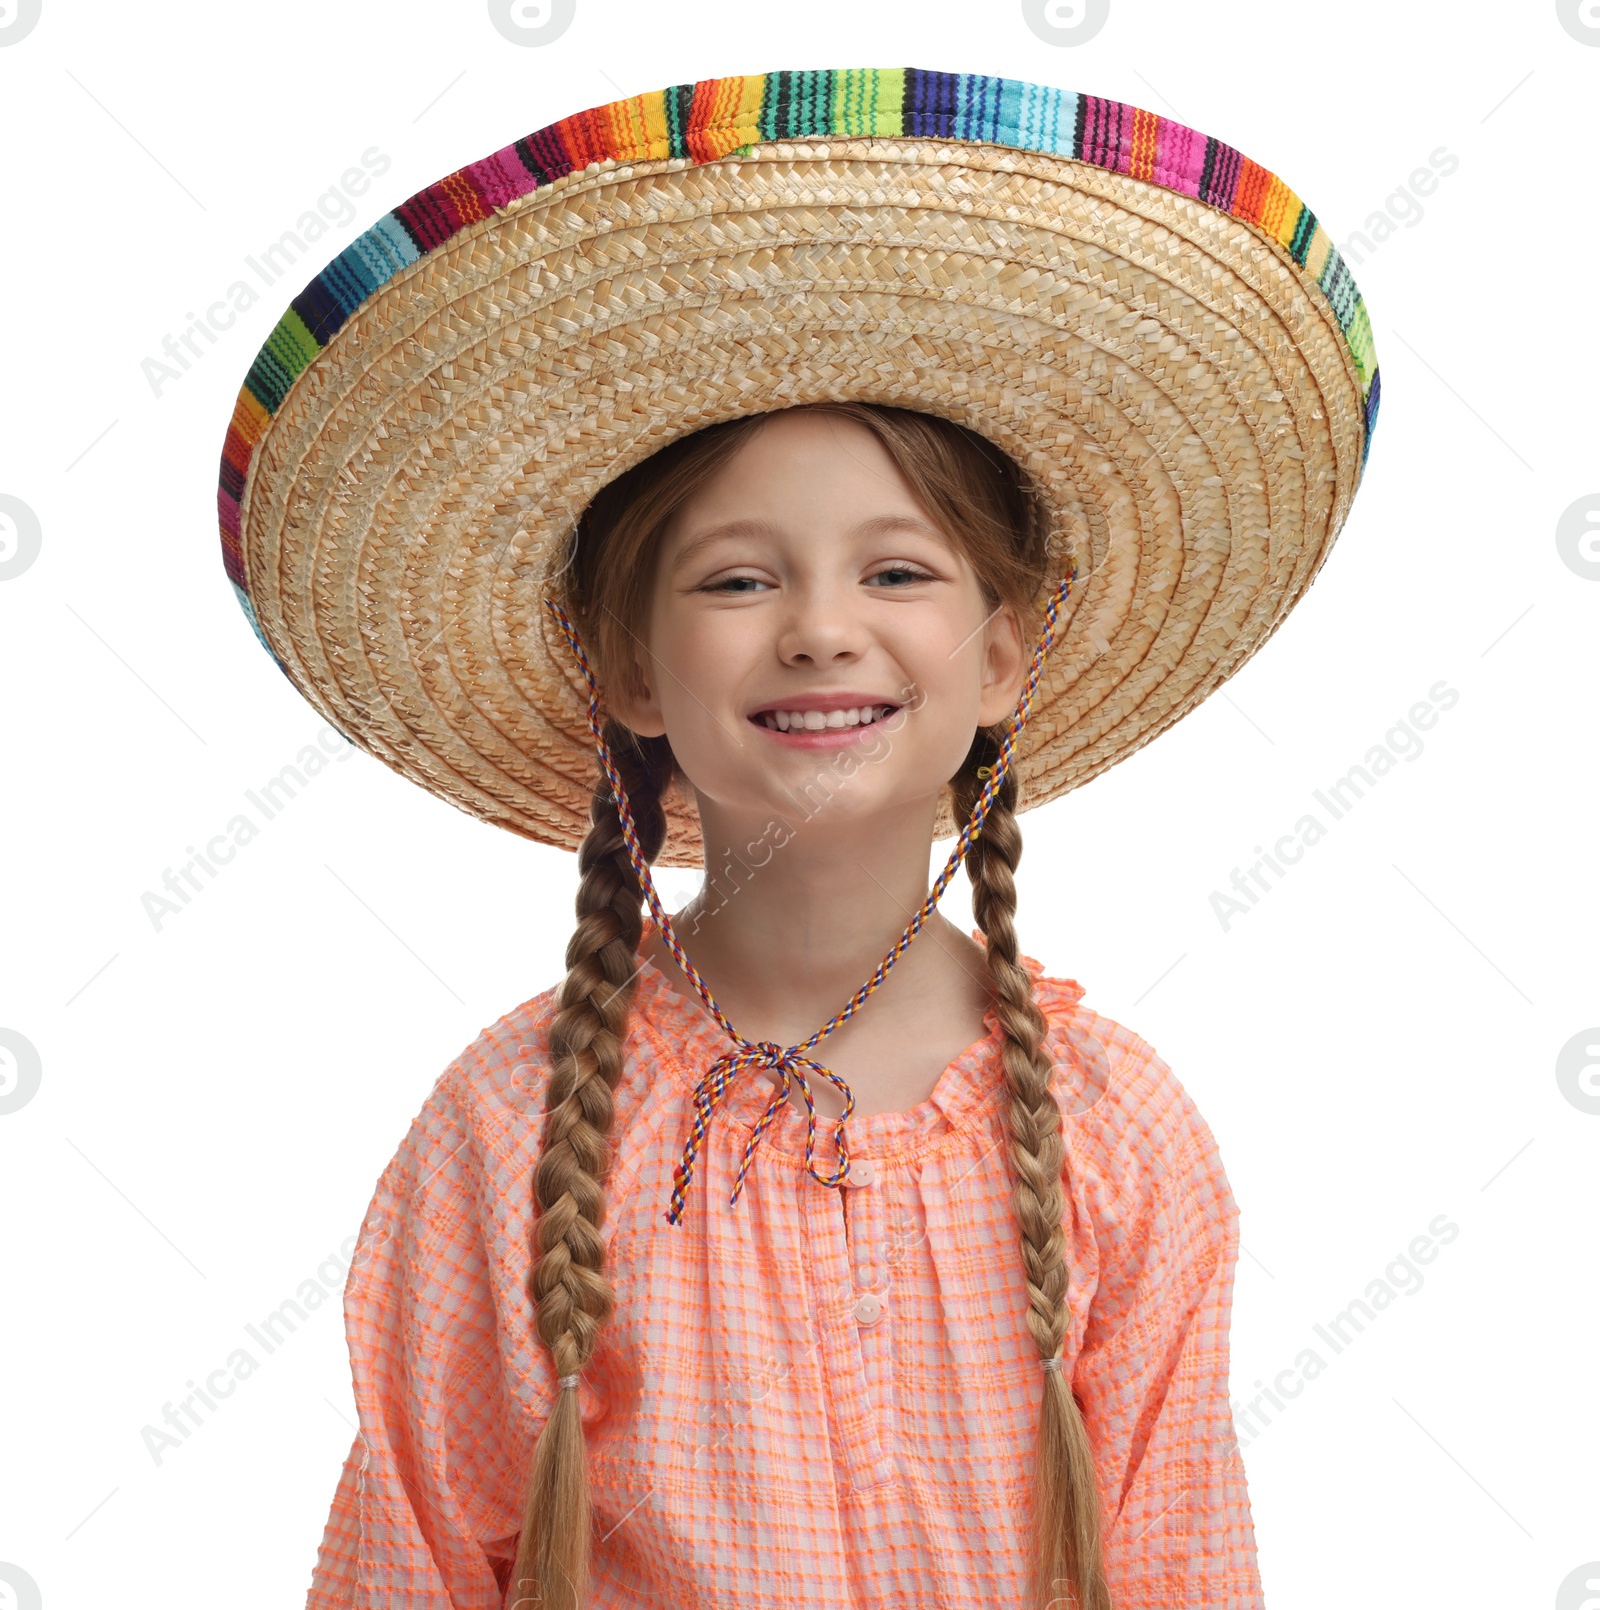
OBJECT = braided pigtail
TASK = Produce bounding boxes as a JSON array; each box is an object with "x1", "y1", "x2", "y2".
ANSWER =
[
  {"x1": 511, "y1": 720, "x2": 672, "y2": 1610},
  {"x1": 950, "y1": 744, "x2": 1112, "y2": 1610}
]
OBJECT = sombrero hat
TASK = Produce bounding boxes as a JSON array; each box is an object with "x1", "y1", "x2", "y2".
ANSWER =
[{"x1": 217, "y1": 67, "x2": 1380, "y2": 869}]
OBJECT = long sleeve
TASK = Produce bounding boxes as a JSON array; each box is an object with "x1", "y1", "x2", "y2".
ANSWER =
[
  {"x1": 306, "y1": 1071, "x2": 541, "y2": 1610},
  {"x1": 1073, "y1": 1115, "x2": 1263, "y2": 1609}
]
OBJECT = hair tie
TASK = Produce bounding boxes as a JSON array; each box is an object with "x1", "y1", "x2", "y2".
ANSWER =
[
  {"x1": 558, "y1": 1373, "x2": 580, "y2": 1390},
  {"x1": 1042, "y1": 1357, "x2": 1063, "y2": 1373}
]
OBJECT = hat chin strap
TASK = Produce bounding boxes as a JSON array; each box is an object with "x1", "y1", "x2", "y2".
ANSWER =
[{"x1": 542, "y1": 569, "x2": 1076, "y2": 1226}]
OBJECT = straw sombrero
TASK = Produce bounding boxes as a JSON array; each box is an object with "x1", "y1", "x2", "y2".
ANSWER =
[{"x1": 217, "y1": 68, "x2": 1379, "y2": 868}]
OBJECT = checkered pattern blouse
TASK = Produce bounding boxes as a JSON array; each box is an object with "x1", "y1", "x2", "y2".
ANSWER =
[{"x1": 306, "y1": 926, "x2": 1262, "y2": 1608}]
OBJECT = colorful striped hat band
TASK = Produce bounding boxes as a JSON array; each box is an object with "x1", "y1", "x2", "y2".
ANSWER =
[
  {"x1": 545, "y1": 572, "x2": 1075, "y2": 1223},
  {"x1": 219, "y1": 67, "x2": 1378, "y2": 873}
]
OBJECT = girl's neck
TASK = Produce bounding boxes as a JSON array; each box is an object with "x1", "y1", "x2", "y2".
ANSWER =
[{"x1": 644, "y1": 790, "x2": 994, "y2": 1111}]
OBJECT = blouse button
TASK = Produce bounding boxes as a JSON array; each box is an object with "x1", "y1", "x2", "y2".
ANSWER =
[
  {"x1": 852, "y1": 1292, "x2": 884, "y2": 1326},
  {"x1": 848, "y1": 1158, "x2": 876, "y2": 1187}
]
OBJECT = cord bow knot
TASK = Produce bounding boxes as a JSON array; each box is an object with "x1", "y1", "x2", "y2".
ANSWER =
[{"x1": 670, "y1": 1039, "x2": 857, "y2": 1225}]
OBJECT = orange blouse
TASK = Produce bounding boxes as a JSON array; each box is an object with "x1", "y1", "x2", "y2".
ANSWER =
[{"x1": 306, "y1": 926, "x2": 1262, "y2": 1608}]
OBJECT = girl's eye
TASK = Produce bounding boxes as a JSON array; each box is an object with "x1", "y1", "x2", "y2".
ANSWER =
[
  {"x1": 702, "y1": 574, "x2": 770, "y2": 594},
  {"x1": 866, "y1": 565, "x2": 935, "y2": 588}
]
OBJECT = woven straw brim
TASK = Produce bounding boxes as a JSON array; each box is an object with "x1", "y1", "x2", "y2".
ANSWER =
[{"x1": 237, "y1": 136, "x2": 1369, "y2": 868}]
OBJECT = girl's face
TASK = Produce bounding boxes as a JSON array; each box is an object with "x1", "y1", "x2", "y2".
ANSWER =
[{"x1": 611, "y1": 410, "x2": 1028, "y2": 834}]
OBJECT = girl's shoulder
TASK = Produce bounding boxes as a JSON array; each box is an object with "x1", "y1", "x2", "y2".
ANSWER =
[
  {"x1": 367, "y1": 980, "x2": 568, "y2": 1205},
  {"x1": 1027, "y1": 958, "x2": 1239, "y2": 1235},
  {"x1": 435, "y1": 978, "x2": 567, "y2": 1123},
  {"x1": 391, "y1": 971, "x2": 692, "y2": 1215}
]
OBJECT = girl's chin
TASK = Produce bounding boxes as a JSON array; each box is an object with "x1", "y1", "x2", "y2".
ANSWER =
[{"x1": 684, "y1": 766, "x2": 957, "y2": 842}]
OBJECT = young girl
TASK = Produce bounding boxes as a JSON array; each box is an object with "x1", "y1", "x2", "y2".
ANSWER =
[{"x1": 217, "y1": 68, "x2": 1377, "y2": 1610}]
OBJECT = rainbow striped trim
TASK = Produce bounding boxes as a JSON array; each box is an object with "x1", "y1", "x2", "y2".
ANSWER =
[{"x1": 219, "y1": 67, "x2": 1380, "y2": 665}]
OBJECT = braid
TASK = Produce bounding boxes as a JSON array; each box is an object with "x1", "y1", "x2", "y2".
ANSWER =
[
  {"x1": 951, "y1": 743, "x2": 1112, "y2": 1610},
  {"x1": 511, "y1": 721, "x2": 671, "y2": 1610}
]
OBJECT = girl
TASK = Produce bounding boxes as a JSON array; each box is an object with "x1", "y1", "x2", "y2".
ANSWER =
[{"x1": 217, "y1": 68, "x2": 1378, "y2": 1610}]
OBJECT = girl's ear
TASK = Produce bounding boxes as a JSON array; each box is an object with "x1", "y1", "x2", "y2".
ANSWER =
[
  {"x1": 605, "y1": 658, "x2": 668, "y2": 739},
  {"x1": 975, "y1": 604, "x2": 1028, "y2": 727}
]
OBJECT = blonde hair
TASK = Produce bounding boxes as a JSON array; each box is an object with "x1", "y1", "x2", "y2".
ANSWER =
[{"x1": 512, "y1": 403, "x2": 1111, "y2": 1610}]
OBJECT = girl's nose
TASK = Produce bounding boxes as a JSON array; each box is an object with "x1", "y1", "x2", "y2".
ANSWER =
[{"x1": 774, "y1": 591, "x2": 868, "y2": 665}]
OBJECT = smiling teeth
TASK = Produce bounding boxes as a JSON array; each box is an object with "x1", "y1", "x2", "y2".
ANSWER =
[{"x1": 763, "y1": 706, "x2": 885, "y2": 731}]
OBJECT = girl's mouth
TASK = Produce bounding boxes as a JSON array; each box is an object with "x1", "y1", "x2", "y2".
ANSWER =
[
  {"x1": 748, "y1": 702, "x2": 902, "y2": 746},
  {"x1": 754, "y1": 704, "x2": 892, "y2": 732}
]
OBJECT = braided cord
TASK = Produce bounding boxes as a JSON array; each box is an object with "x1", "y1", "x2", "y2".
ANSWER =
[{"x1": 543, "y1": 568, "x2": 1076, "y2": 1225}]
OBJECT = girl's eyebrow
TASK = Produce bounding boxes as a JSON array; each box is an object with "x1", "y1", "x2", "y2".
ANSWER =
[
  {"x1": 671, "y1": 517, "x2": 783, "y2": 571},
  {"x1": 672, "y1": 512, "x2": 948, "y2": 571}
]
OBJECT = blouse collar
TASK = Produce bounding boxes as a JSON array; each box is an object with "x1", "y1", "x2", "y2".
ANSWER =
[{"x1": 628, "y1": 916, "x2": 1057, "y2": 1167}]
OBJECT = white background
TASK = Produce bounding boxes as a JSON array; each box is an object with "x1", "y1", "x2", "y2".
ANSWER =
[{"x1": 1, "y1": 1, "x2": 1595, "y2": 1606}]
